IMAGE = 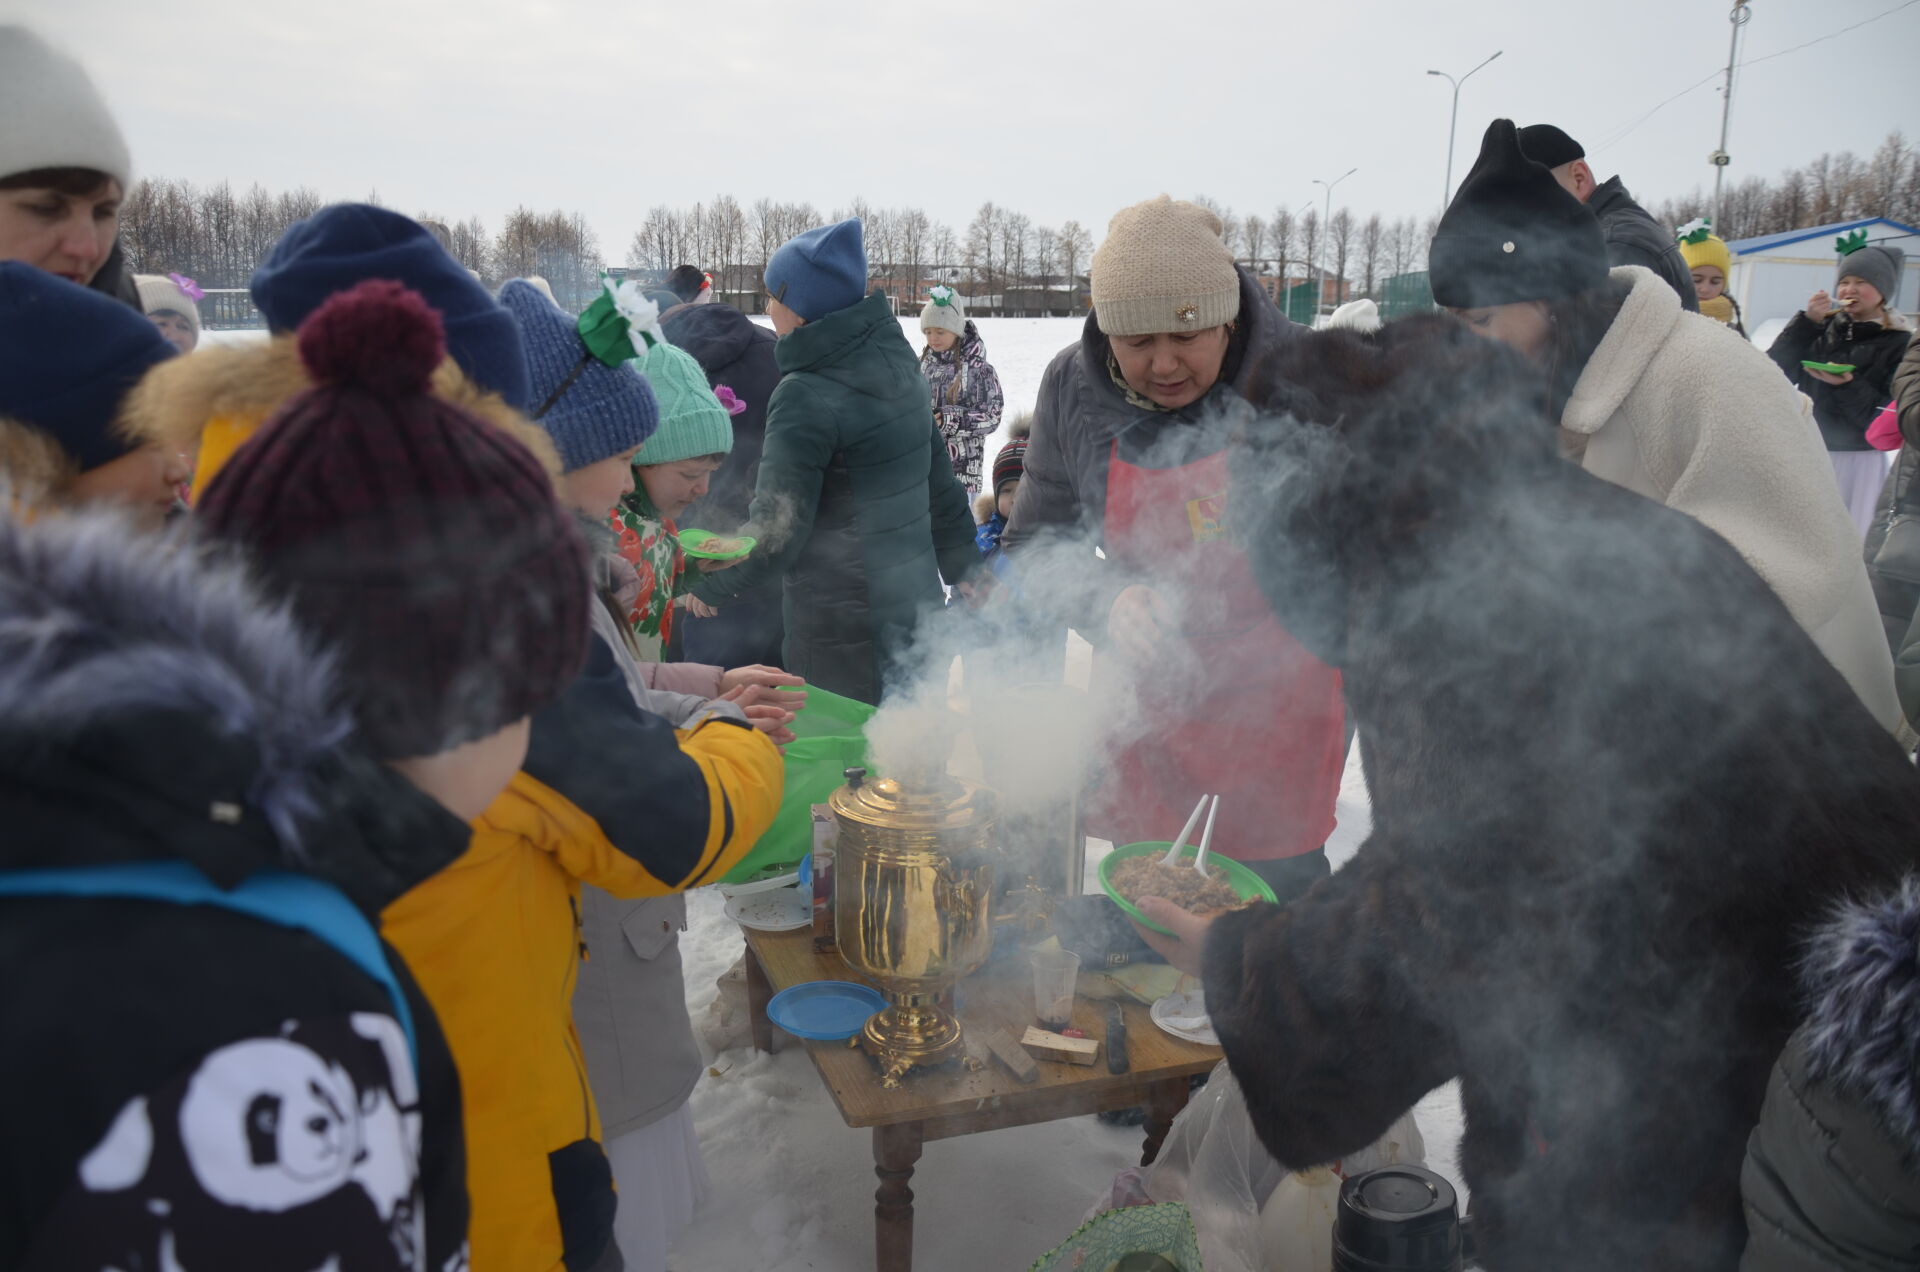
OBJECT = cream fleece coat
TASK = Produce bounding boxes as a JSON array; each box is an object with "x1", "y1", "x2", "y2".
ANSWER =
[{"x1": 1562, "y1": 266, "x2": 1900, "y2": 731}]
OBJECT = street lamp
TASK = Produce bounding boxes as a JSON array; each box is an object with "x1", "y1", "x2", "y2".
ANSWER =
[
  {"x1": 1312, "y1": 168, "x2": 1357, "y2": 318},
  {"x1": 1428, "y1": 50, "x2": 1503, "y2": 207}
]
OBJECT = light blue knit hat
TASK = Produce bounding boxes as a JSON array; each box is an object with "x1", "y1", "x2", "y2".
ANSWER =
[{"x1": 498, "y1": 278, "x2": 658, "y2": 473}]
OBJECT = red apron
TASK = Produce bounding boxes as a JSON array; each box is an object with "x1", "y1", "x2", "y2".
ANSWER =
[{"x1": 1086, "y1": 438, "x2": 1345, "y2": 862}]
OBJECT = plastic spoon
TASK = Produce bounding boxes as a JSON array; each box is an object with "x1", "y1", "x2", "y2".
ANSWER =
[
  {"x1": 1192, "y1": 796, "x2": 1221, "y2": 876},
  {"x1": 1160, "y1": 794, "x2": 1212, "y2": 866}
]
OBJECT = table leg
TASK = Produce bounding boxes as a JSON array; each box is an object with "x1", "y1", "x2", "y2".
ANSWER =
[
  {"x1": 873, "y1": 1121, "x2": 924, "y2": 1272},
  {"x1": 1141, "y1": 1077, "x2": 1190, "y2": 1166},
  {"x1": 745, "y1": 942, "x2": 774, "y2": 1055}
]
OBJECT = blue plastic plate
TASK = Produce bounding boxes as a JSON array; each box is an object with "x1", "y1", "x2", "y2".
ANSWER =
[{"x1": 767, "y1": 981, "x2": 886, "y2": 1041}]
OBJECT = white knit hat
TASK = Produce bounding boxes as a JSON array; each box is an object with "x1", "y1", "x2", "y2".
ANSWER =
[
  {"x1": 135, "y1": 273, "x2": 202, "y2": 344},
  {"x1": 1324, "y1": 298, "x2": 1382, "y2": 333},
  {"x1": 1090, "y1": 195, "x2": 1241, "y2": 337},
  {"x1": 920, "y1": 284, "x2": 968, "y2": 337},
  {"x1": 0, "y1": 26, "x2": 131, "y2": 191}
]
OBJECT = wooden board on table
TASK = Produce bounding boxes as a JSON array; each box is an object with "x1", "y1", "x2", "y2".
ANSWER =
[{"x1": 741, "y1": 924, "x2": 1219, "y2": 1133}]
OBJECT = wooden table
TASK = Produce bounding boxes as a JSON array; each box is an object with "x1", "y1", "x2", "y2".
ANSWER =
[{"x1": 741, "y1": 925, "x2": 1221, "y2": 1272}]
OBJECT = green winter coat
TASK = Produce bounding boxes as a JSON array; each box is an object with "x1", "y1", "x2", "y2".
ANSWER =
[{"x1": 690, "y1": 291, "x2": 978, "y2": 704}]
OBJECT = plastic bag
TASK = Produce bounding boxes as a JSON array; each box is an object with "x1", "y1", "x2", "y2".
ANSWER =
[
  {"x1": 1028, "y1": 1203, "x2": 1204, "y2": 1272},
  {"x1": 1867, "y1": 400, "x2": 1903, "y2": 451},
  {"x1": 719, "y1": 686, "x2": 874, "y2": 884},
  {"x1": 1098, "y1": 1062, "x2": 1426, "y2": 1272}
]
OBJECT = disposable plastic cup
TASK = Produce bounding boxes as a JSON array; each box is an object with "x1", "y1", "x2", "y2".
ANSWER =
[{"x1": 1032, "y1": 948, "x2": 1081, "y2": 1031}]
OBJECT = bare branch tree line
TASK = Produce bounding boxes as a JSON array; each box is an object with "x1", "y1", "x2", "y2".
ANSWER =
[
  {"x1": 1650, "y1": 131, "x2": 1920, "y2": 244},
  {"x1": 119, "y1": 179, "x2": 606, "y2": 317},
  {"x1": 113, "y1": 132, "x2": 1920, "y2": 327}
]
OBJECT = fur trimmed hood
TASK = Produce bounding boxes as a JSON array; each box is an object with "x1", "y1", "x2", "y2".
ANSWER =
[
  {"x1": 0, "y1": 412, "x2": 80, "y2": 507},
  {"x1": 0, "y1": 509, "x2": 465, "y2": 908},
  {"x1": 1800, "y1": 876, "x2": 1920, "y2": 1158},
  {"x1": 121, "y1": 333, "x2": 565, "y2": 489}
]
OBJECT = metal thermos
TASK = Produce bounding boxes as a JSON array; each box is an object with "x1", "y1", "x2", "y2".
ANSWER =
[{"x1": 1330, "y1": 1166, "x2": 1464, "y2": 1272}]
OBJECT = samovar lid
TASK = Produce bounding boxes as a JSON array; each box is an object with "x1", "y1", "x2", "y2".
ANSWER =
[{"x1": 831, "y1": 768, "x2": 993, "y2": 831}]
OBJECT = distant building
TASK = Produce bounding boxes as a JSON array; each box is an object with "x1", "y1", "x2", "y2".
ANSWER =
[
  {"x1": 1254, "y1": 267, "x2": 1350, "y2": 323},
  {"x1": 1725, "y1": 217, "x2": 1919, "y2": 329}
]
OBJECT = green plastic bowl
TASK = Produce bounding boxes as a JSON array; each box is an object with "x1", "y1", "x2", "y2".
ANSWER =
[
  {"x1": 678, "y1": 528, "x2": 757, "y2": 561},
  {"x1": 1099, "y1": 841, "x2": 1277, "y2": 936}
]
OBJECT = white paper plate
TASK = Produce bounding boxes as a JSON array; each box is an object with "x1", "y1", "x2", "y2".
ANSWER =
[
  {"x1": 1150, "y1": 988, "x2": 1219, "y2": 1046},
  {"x1": 724, "y1": 886, "x2": 811, "y2": 933},
  {"x1": 717, "y1": 867, "x2": 802, "y2": 900}
]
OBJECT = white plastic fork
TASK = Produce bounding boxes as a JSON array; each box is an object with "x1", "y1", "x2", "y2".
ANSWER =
[
  {"x1": 1192, "y1": 796, "x2": 1221, "y2": 876},
  {"x1": 1160, "y1": 794, "x2": 1212, "y2": 866}
]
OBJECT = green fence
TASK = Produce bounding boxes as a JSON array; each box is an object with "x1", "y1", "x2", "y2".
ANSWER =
[{"x1": 1379, "y1": 271, "x2": 1436, "y2": 320}]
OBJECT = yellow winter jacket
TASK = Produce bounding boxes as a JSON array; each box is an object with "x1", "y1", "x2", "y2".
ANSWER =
[{"x1": 383, "y1": 708, "x2": 781, "y2": 1272}]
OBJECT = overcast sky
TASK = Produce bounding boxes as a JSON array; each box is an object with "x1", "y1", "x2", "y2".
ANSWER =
[{"x1": 9, "y1": 0, "x2": 1919, "y2": 259}]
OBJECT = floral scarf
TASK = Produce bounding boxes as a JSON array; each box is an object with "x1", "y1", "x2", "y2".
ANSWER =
[{"x1": 608, "y1": 483, "x2": 683, "y2": 659}]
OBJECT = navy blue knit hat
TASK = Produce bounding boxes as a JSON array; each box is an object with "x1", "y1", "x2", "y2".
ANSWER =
[
  {"x1": 251, "y1": 204, "x2": 532, "y2": 410},
  {"x1": 498, "y1": 278, "x2": 659, "y2": 473},
  {"x1": 0, "y1": 262, "x2": 175, "y2": 472},
  {"x1": 765, "y1": 218, "x2": 868, "y2": 321}
]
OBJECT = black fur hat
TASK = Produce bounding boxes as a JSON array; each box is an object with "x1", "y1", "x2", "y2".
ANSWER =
[{"x1": 1429, "y1": 119, "x2": 1609, "y2": 309}]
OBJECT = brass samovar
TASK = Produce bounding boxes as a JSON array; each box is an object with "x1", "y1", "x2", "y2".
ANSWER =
[{"x1": 830, "y1": 766, "x2": 998, "y2": 1085}]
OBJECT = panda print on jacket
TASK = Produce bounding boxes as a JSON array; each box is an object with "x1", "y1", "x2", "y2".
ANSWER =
[{"x1": 25, "y1": 1013, "x2": 456, "y2": 1272}]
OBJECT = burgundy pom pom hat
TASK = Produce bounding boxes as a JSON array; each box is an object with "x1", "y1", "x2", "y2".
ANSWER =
[{"x1": 195, "y1": 279, "x2": 591, "y2": 760}]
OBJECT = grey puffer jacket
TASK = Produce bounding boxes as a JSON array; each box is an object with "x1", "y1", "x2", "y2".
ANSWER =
[
  {"x1": 1867, "y1": 338, "x2": 1920, "y2": 727},
  {"x1": 1001, "y1": 265, "x2": 1307, "y2": 638},
  {"x1": 1589, "y1": 176, "x2": 1700, "y2": 313},
  {"x1": 572, "y1": 601, "x2": 746, "y2": 1139},
  {"x1": 1741, "y1": 877, "x2": 1920, "y2": 1270}
]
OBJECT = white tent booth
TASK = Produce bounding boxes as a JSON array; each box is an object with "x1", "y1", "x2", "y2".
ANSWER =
[{"x1": 1727, "y1": 217, "x2": 1919, "y2": 336}]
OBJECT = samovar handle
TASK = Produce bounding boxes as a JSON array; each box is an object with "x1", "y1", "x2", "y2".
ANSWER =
[{"x1": 844, "y1": 767, "x2": 867, "y2": 789}]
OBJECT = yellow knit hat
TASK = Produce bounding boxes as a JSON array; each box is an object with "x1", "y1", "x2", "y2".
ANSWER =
[{"x1": 1676, "y1": 217, "x2": 1731, "y2": 276}]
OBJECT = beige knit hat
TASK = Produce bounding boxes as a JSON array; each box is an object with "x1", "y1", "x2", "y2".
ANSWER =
[{"x1": 1090, "y1": 196, "x2": 1241, "y2": 337}]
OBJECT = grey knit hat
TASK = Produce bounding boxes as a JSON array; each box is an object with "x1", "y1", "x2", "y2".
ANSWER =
[
  {"x1": 920, "y1": 285, "x2": 968, "y2": 338},
  {"x1": 1836, "y1": 241, "x2": 1905, "y2": 309},
  {"x1": 1090, "y1": 196, "x2": 1242, "y2": 337}
]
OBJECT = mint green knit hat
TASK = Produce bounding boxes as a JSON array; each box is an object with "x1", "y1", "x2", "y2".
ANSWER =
[{"x1": 631, "y1": 336, "x2": 735, "y2": 466}]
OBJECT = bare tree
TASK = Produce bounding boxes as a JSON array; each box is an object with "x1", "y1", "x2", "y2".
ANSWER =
[
  {"x1": 930, "y1": 222, "x2": 960, "y2": 281},
  {"x1": 1386, "y1": 216, "x2": 1417, "y2": 282},
  {"x1": 1298, "y1": 208, "x2": 1320, "y2": 300},
  {"x1": 1031, "y1": 224, "x2": 1059, "y2": 294},
  {"x1": 898, "y1": 207, "x2": 931, "y2": 301},
  {"x1": 450, "y1": 216, "x2": 489, "y2": 276},
  {"x1": 1359, "y1": 213, "x2": 1384, "y2": 297},
  {"x1": 1270, "y1": 207, "x2": 1295, "y2": 286},
  {"x1": 999, "y1": 210, "x2": 1031, "y2": 305},
  {"x1": 1057, "y1": 220, "x2": 1094, "y2": 295},
  {"x1": 1242, "y1": 214, "x2": 1267, "y2": 270},
  {"x1": 1329, "y1": 208, "x2": 1355, "y2": 301},
  {"x1": 966, "y1": 202, "x2": 998, "y2": 307}
]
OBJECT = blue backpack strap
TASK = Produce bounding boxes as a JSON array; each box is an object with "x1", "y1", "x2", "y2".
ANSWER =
[{"x1": 0, "y1": 862, "x2": 417, "y2": 1068}]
